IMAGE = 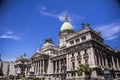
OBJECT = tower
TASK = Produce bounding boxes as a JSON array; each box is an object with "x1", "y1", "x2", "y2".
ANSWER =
[{"x1": 58, "y1": 16, "x2": 74, "y2": 48}]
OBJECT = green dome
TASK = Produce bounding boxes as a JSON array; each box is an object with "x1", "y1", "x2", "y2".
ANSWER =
[
  {"x1": 60, "y1": 22, "x2": 74, "y2": 31},
  {"x1": 60, "y1": 16, "x2": 74, "y2": 32}
]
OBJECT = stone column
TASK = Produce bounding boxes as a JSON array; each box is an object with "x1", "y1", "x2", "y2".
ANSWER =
[
  {"x1": 66, "y1": 53, "x2": 70, "y2": 71},
  {"x1": 105, "y1": 54, "x2": 109, "y2": 68},
  {"x1": 100, "y1": 52, "x2": 103, "y2": 66},
  {"x1": 55, "y1": 61, "x2": 56, "y2": 74},
  {"x1": 35, "y1": 61, "x2": 37, "y2": 75},
  {"x1": 101, "y1": 52, "x2": 105, "y2": 67},
  {"x1": 59, "y1": 60, "x2": 61, "y2": 73},
  {"x1": 43, "y1": 59, "x2": 44, "y2": 74},
  {"x1": 40, "y1": 60, "x2": 42, "y2": 74},
  {"x1": 53, "y1": 61, "x2": 55, "y2": 73},
  {"x1": 34, "y1": 62, "x2": 35, "y2": 75},
  {"x1": 38, "y1": 61, "x2": 39, "y2": 75},
  {"x1": 39, "y1": 60, "x2": 40, "y2": 75},
  {"x1": 90, "y1": 47, "x2": 97, "y2": 78},
  {"x1": 56, "y1": 60, "x2": 58, "y2": 73},
  {"x1": 41, "y1": 60, "x2": 43, "y2": 75},
  {"x1": 36, "y1": 61, "x2": 38, "y2": 76},
  {"x1": 117, "y1": 58, "x2": 119, "y2": 69},
  {"x1": 91, "y1": 47, "x2": 97, "y2": 67},
  {"x1": 56, "y1": 60, "x2": 57, "y2": 74},
  {"x1": 98, "y1": 50, "x2": 101, "y2": 66}
]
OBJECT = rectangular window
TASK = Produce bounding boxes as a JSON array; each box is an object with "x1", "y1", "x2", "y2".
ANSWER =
[
  {"x1": 75, "y1": 38, "x2": 80, "y2": 43},
  {"x1": 84, "y1": 49, "x2": 87, "y2": 54},
  {"x1": 71, "y1": 73, "x2": 76, "y2": 76},
  {"x1": 85, "y1": 59, "x2": 88, "y2": 64},
  {"x1": 78, "y1": 51, "x2": 80, "y2": 55},
  {"x1": 70, "y1": 41, "x2": 74, "y2": 45},
  {"x1": 78, "y1": 61, "x2": 81, "y2": 64},
  {"x1": 72, "y1": 62, "x2": 75, "y2": 70},
  {"x1": 81, "y1": 36, "x2": 86, "y2": 41},
  {"x1": 72, "y1": 53, "x2": 74, "y2": 57}
]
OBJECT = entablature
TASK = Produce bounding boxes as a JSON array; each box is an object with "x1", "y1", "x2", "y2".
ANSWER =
[{"x1": 50, "y1": 54, "x2": 66, "y2": 61}]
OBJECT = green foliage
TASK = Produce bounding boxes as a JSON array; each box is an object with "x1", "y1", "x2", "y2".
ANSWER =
[
  {"x1": 30, "y1": 78, "x2": 39, "y2": 80},
  {"x1": 16, "y1": 77, "x2": 23, "y2": 80},
  {"x1": 9, "y1": 75, "x2": 14, "y2": 79},
  {"x1": 23, "y1": 73, "x2": 25, "y2": 77},
  {"x1": 0, "y1": 68, "x2": 3, "y2": 76},
  {"x1": 78, "y1": 64, "x2": 93, "y2": 79}
]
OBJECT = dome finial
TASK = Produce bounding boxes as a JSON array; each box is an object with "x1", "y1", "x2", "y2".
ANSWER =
[
  {"x1": 24, "y1": 52, "x2": 26, "y2": 57},
  {"x1": 65, "y1": 16, "x2": 69, "y2": 22}
]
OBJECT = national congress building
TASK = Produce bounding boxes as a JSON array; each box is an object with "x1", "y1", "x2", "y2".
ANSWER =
[{"x1": 30, "y1": 17, "x2": 120, "y2": 80}]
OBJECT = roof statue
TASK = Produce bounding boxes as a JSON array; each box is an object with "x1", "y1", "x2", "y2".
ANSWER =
[
  {"x1": 23, "y1": 52, "x2": 26, "y2": 57},
  {"x1": 65, "y1": 16, "x2": 69, "y2": 22},
  {"x1": 86, "y1": 23, "x2": 90, "y2": 28},
  {"x1": 81, "y1": 23, "x2": 85, "y2": 29},
  {"x1": 45, "y1": 38, "x2": 53, "y2": 44}
]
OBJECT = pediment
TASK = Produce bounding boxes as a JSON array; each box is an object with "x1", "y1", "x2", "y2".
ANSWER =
[{"x1": 32, "y1": 52, "x2": 40, "y2": 58}]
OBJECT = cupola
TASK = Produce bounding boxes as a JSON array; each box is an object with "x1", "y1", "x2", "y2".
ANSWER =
[{"x1": 60, "y1": 16, "x2": 74, "y2": 32}]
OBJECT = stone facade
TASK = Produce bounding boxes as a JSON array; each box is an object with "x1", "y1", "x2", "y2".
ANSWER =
[
  {"x1": 14, "y1": 54, "x2": 31, "y2": 77},
  {"x1": 31, "y1": 17, "x2": 120, "y2": 80},
  {"x1": 0, "y1": 61, "x2": 15, "y2": 77}
]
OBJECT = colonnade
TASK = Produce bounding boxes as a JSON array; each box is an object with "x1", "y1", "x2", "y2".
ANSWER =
[
  {"x1": 94, "y1": 48, "x2": 120, "y2": 70},
  {"x1": 33, "y1": 59, "x2": 45, "y2": 76},
  {"x1": 53, "y1": 58, "x2": 66, "y2": 74}
]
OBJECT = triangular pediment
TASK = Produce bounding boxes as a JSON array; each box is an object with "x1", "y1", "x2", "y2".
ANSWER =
[{"x1": 32, "y1": 52, "x2": 41, "y2": 58}]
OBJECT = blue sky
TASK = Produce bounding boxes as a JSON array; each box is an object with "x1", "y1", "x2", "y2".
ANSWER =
[{"x1": 0, "y1": 0, "x2": 120, "y2": 61}]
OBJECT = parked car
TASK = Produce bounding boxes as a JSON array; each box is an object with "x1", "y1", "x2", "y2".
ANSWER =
[{"x1": 0, "y1": 76, "x2": 4, "y2": 80}]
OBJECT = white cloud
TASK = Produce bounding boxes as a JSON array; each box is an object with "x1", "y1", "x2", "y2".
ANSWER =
[
  {"x1": 0, "y1": 35, "x2": 20, "y2": 40},
  {"x1": 56, "y1": 11, "x2": 68, "y2": 22},
  {"x1": 39, "y1": 6, "x2": 85, "y2": 22},
  {"x1": 40, "y1": 9, "x2": 67, "y2": 22},
  {"x1": 40, "y1": 6, "x2": 46, "y2": 10},
  {"x1": 6, "y1": 30, "x2": 14, "y2": 35},
  {"x1": 95, "y1": 22, "x2": 120, "y2": 40},
  {"x1": 0, "y1": 30, "x2": 21, "y2": 40}
]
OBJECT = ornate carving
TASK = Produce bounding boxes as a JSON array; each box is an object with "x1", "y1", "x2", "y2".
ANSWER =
[
  {"x1": 71, "y1": 56, "x2": 75, "y2": 62},
  {"x1": 77, "y1": 55, "x2": 82, "y2": 61},
  {"x1": 83, "y1": 53, "x2": 89, "y2": 59}
]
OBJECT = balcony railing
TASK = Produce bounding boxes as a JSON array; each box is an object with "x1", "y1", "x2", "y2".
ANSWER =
[
  {"x1": 77, "y1": 55, "x2": 81, "y2": 61},
  {"x1": 71, "y1": 56, "x2": 75, "y2": 61},
  {"x1": 83, "y1": 53, "x2": 89, "y2": 59},
  {"x1": 71, "y1": 68, "x2": 75, "y2": 71}
]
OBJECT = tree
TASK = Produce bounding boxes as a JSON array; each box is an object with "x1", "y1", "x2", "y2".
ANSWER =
[
  {"x1": 0, "y1": 68, "x2": 3, "y2": 76},
  {"x1": 9, "y1": 75, "x2": 14, "y2": 79},
  {"x1": 31, "y1": 77, "x2": 39, "y2": 80},
  {"x1": 78, "y1": 64, "x2": 93, "y2": 80}
]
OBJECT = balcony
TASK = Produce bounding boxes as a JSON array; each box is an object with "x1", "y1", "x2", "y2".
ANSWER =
[
  {"x1": 77, "y1": 55, "x2": 81, "y2": 61},
  {"x1": 83, "y1": 53, "x2": 89, "y2": 59},
  {"x1": 71, "y1": 56, "x2": 75, "y2": 62},
  {"x1": 71, "y1": 68, "x2": 75, "y2": 71}
]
